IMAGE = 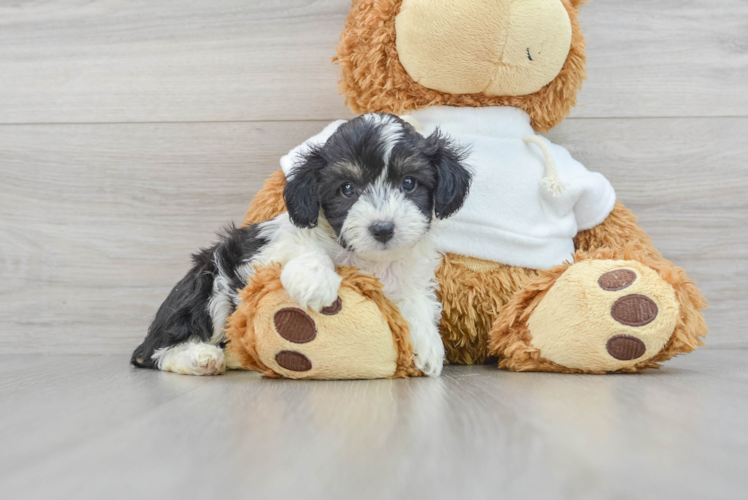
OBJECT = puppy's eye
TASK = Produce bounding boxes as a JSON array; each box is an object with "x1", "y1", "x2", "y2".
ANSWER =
[
  {"x1": 401, "y1": 177, "x2": 417, "y2": 193},
  {"x1": 340, "y1": 183, "x2": 356, "y2": 198}
]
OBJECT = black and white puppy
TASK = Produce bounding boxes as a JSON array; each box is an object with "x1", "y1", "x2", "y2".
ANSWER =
[{"x1": 131, "y1": 114, "x2": 472, "y2": 377}]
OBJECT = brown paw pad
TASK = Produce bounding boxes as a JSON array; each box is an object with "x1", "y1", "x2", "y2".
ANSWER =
[
  {"x1": 606, "y1": 335, "x2": 646, "y2": 361},
  {"x1": 598, "y1": 269, "x2": 637, "y2": 291},
  {"x1": 320, "y1": 296, "x2": 343, "y2": 316},
  {"x1": 274, "y1": 308, "x2": 317, "y2": 344},
  {"x1": 611, "y1": 294, "x2": 658, "y2": 327},
  {"x1": 275, "y1": 351, "x2": 313, "y2": 372}
]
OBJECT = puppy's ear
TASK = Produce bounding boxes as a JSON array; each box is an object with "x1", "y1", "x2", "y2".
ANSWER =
[
  {"x1": 424, "y1": 130, "x2": 472, "y2": 219},
  {"x1": 284, "y1": 147, "x2": 326, "y2": 228}
]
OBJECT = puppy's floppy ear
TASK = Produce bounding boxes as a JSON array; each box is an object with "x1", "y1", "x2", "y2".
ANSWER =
[
  {"x1": 283, "y1": 147, "x2": 327, "y2": 228},
  {"x1": 424, "y1": 130, "x2": 472, "y2": 219}
]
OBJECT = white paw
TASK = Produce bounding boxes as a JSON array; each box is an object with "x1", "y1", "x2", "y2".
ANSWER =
[
  {"x1": 281, "y1": 256, "x2": 342, "y2": 312},
  {"x1": 411, "y1": 327, "x2": 445, "y2": 377},
  {"x1": 155, "y1": 342, "x2": 226, "y2": 376}
]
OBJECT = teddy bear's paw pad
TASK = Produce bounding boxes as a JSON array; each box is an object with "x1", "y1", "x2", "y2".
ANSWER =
[
  {"x1": 610, "y1": 294, "x2": 658, "y2": 327},
  {"x1": 526, "y1": 260, "x2": 680, "y2": 372},
  {"x1": 274, "y1": 308, "x2": 317, "y2": 344},
  {"x1": 606, "y1": 334, "x2": 646, "y2": 361},
  {"x1": 275, "y1": 351, "x2": 313, "y2": 372}
]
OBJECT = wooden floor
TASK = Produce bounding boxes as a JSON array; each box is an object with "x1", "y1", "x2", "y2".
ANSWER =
[
  {"x1": 1, "y1": 349, "x2": 747, "y2": 499},
  {"x1": 1, "y1": 1, "x2": 747, "y2": 498}
]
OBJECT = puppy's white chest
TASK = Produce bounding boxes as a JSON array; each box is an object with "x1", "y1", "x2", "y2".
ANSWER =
[
  {"x1": 376, "y1": 267, "x2": 409, "y2": 299},
  {"x1": 340, "y1": 249, "x2": 438, "y2": 301}
]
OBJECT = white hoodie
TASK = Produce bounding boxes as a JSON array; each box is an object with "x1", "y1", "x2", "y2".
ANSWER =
[{"x1": 280, "y1": 106, "x2": 616, "y2": 270}]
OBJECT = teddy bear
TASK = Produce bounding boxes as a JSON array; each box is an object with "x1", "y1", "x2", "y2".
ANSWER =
[{"x1": 227, "y1": 0, "x2": 707, "y2": 377}]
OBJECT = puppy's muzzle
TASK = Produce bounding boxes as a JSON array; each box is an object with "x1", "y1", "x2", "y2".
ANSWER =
[{"x1": 369, "y1": 222, "x2": 395, "y2": 244}]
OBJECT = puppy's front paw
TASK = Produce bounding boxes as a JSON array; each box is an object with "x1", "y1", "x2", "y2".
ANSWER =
[
  {"x1": 281, "y1": 257, "x2": 342, "y2": 312},
  {"x1": 412, "y1": 327, "x2": 446, "y2": 377}
]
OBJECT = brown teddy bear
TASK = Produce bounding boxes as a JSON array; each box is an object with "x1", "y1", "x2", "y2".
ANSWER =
[{"x1": 230, "y1": 0, "x2": 707, "y2": 376}]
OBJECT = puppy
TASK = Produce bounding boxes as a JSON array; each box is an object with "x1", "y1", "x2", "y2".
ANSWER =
[{"x1": 131, "y1": 114, "x2": 472, "y2": 377}]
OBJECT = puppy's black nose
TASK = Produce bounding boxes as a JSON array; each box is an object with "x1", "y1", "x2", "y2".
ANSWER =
[{"x1": 369, "y1": 222, "x2": 395, "y2": 243}]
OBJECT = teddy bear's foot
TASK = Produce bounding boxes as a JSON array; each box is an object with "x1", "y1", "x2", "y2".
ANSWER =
[
  {"x1": 225, "y1": 265, "x2": 420, "y2": 379},
  {"x1": 490, "y1": 253, "x2": 706, "y2": 373},
  {"x1": 526, "y1": 259, "x2": 679, "y2": 372}
]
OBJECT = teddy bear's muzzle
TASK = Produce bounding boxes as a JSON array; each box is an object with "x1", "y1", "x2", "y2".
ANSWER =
[{"x1": 395, "y1": 0, "x2": 573, "y2": 97}]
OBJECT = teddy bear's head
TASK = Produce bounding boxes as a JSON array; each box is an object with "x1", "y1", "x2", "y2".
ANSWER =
[{"x1": 336, "y1": 0, "x2": 587, "y2": 132}]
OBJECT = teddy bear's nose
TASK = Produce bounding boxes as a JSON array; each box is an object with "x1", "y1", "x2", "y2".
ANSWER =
[{"x1": 369, "y1": 222, "x2": 395, "y2": 243}]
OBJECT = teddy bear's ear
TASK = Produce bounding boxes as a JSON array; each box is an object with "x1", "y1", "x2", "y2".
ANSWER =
[{"x1": 568, "y1": 0, "x2": 589, "y2": 8}]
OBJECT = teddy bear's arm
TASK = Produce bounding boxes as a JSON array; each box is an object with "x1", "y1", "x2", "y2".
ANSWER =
[
  {"x1": 574, "y1": 200, "x2": 663, "y2": 262},
  {"x1": 243, "y1": 170, "x2": 288, "y2": 227}
]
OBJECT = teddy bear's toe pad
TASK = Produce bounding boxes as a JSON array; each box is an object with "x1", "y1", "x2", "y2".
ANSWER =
[
  {"x1": 320, "y1": 296, "x2": 343, "y2": 316},
  {"x1": 606, "y1": 335, "x2": 647, "y2": 361},
  {"x1": 527, "y1": 259, "x2": 679, "y2": 372},
  {"x1": 598, "y1": 269, "x2": 637, "y2": 291},
  {"x1": 274, "y1": 308, "x2": 317, "y2": 344},
  {"x1": 611, "y1": 294, "x2": 658, "y2": 327},
  {"x1": 275, "y1": 351, "x2": 313, "y2": 372}
]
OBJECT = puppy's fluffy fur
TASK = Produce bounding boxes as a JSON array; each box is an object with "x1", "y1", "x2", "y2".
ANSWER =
[{"x1": 131, "y1": 114, "x2": 472, "y2": 376}]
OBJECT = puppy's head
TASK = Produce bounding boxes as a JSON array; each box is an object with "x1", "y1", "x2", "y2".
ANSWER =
[{"x1": 284, "y1": 114, "x2": 472, "y2": 256}]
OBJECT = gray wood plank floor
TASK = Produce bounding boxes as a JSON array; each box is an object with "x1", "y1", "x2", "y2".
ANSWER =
[
  {"x1": 1, "y1": 350, "x2": 747, "y2": 500},
  {"x1": 1, "y1": 0, "x2": 747, "y2": 498}
]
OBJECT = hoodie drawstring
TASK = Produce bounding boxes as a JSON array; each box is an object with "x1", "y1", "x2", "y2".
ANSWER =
[{"x1": 523, "y1": 135, "x2": 566, "y2": 197}]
